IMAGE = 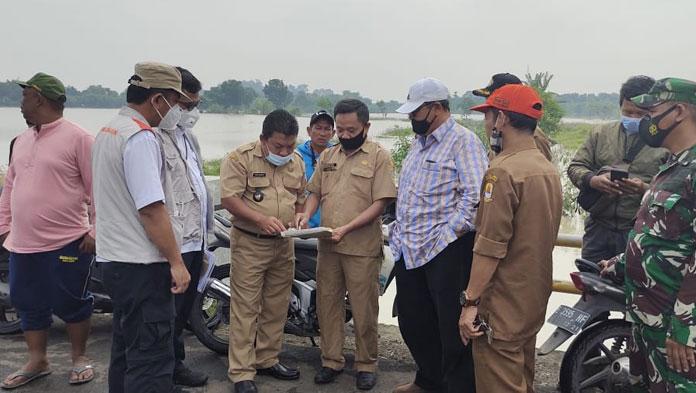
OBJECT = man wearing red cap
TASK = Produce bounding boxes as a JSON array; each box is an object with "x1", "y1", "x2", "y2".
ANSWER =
[{"x1": 459, "y1": 84, "x2": 563, "y2": 392}]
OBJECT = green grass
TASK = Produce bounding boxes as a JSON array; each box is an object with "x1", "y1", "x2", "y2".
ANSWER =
[
  {"x1": 378, "y1": 126, "x2": 412, "y2": 138},
  {"x1": 203, "y1": 158, "x2": 222, "y2": 176},
  {"x1": 552, "y1": 123, "x2": 594, "y2": 151}
]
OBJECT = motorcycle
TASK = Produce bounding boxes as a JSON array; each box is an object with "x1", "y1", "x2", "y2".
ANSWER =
[
  {"x1": 189, "y1": 210, "x2": 397, "y2": 355},
  {"x1": 538, "y1": 258, "x2": 631, "y2": 393}
]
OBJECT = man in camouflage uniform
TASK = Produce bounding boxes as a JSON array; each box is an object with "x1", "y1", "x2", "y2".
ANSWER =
[{"x1": 602, "y1": 78, "x2": 696, "y2": 392}]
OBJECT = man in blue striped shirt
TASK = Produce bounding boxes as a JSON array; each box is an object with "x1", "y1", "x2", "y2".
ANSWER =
[{"x1": 389, "y1": 78, "x2": 488, "y2": 393}]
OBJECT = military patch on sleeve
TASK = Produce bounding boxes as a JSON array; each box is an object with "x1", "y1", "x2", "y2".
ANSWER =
[
  {"x1": 483, "y1": 182, "x2": 494, "y2": 202},
  {"x1": 228, "y1": 153, "x2": 240, "y2": 162}
]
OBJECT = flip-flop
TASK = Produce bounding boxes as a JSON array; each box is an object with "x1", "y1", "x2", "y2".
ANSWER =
[
  {"x1": 0, "y1": 368, "x2": 52, "y2": 390},
  {"x1": 69, "y1": 364, "x2": 94, "y2": 385}
]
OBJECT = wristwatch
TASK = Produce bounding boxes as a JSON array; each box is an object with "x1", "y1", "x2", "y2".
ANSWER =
[{"x1": 459, "y1": 290, "x2": 480, "y2": 307}]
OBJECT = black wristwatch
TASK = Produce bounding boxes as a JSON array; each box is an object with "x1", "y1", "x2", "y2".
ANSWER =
[{"x1": 459, "y1": 290, "x2": 480, "y2": 307}]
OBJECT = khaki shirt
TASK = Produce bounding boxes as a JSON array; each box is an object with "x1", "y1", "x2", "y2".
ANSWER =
[
  {"x1": 307, "y1": 140, "x2": 397, "y2": 257},
  {"x1": 220, "y1": 141, "x2": 307, "y2": 234},
  {"x1": 473, "y1": 138, "x2": 563, "y2": 341}
]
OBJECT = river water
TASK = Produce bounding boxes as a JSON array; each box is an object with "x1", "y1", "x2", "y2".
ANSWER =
[{"x1": 0, "y1": 107, "x2": 588, "y2": 349}]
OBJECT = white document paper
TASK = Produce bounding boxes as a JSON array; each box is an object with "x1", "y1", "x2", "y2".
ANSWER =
[{"x1": 281, "y1": 227, "x2": 333, "y2": 238}]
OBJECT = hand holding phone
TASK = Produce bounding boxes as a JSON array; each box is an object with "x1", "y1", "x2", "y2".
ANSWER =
[{"x1": 610, "y1": 168, "x2": 629, "y2": 182}]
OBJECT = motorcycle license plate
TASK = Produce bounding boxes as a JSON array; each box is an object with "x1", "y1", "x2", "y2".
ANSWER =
[{"x1": 547, "y1": 305, "x2": 591, "y2": 335}]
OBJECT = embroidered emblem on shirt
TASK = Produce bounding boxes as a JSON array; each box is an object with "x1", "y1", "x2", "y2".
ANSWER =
[
  {"x1": 361, "y1": 160, "x2": 368, "y2": 165},
  {"x1": 483, "y1": 182, "x2": 494, "y2": 202},
  {"x1": 59, "y1": 255, "x2": 78, "y2": 263},
  {"x1": 253, "y1": 188, "x2": 264, "y2": 202},
  {"x1": 485, "y1": 174, "x2": 498, "y2": 182}
]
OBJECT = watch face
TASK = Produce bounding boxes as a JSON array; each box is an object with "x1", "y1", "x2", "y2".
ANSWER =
[{"x1": 459, "y1": 291, "x2": 467, "y2": 306}]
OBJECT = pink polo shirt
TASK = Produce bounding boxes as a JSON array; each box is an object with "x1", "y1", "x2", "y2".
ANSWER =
[{"x1": 0, "y1": 117, "x2": 95, "y2": 253}]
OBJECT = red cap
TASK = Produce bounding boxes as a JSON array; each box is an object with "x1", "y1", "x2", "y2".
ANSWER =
[{"x1": 470, "y1": 84, "x2": 544, "y2": 119}]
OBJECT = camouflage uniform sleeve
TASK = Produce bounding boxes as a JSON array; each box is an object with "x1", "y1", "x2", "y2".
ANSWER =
[{"x1": 669, "y1": 177, "x2": 696, "y2": 348}]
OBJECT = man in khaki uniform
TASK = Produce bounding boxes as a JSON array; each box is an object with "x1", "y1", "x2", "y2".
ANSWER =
[
  {"x1": 459, "y1": 85, "x2": 563, "y2": 393},
  {"x1": 473, "y1": 72, "x2": 553, "y2": 161},
  {"x1": 220, "y1": 109, "x2": 307, "y2": 393},
  {"x1": 295, "y1": 99, "x2": 397, "y2": 391}
]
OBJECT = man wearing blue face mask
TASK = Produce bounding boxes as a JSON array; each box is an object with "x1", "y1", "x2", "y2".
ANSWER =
[
  {"x1": 568, "y1": 75, "x2": 670, "y2": 263},
  {"x1": 219, "y1": 109, "x2": 307, "y2": 393}
]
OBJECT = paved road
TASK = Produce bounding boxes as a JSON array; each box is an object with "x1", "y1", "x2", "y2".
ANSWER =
[
  {"x1": 0, "y1": 314, "x2": 562, "y2": 392},
  {"x1": 0, "y1": 315, "x2": 417, "y2": 393}
]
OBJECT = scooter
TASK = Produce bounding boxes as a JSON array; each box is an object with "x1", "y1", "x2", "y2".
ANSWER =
[
  {"x1": 539, "y1": 258, "x2": 631, "y2": 393},
  {"x1": 188, "y1": 211, "x2": 396, "y2": 355}
]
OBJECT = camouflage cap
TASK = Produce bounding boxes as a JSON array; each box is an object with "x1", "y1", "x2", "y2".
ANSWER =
[{"x1": 631, "y1": 77, "x2": 696, "y2": 108}]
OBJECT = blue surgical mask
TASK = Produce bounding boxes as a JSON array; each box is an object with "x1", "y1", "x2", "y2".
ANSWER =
[
  {"x1": 621, "y1": 115, "x2": 641, "y2": 135},
  {"x1": 265, "y1": 144, "x2": 293, "y2": 166}
]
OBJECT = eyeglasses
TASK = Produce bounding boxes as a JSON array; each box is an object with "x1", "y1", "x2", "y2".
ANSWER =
[{"x1": 181, "y1": 100, "x2": 201, "y2": 111}]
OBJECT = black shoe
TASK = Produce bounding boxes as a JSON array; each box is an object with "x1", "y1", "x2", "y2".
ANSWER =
[
  {"x1": 174, "y1": 363, "x2": 209, "y2": 387},
  {"x1": 314, "y1": 367, "x2": 343, "y2": 384},
  {"x1": 256, "y1": 362, "x2": 300, "y2": 380},
  {"x1": 234, "y1": 380, "x2": 257, "y2": 393},
  {"x1": 356, "y1": 372, "x2": 377, "y2": 390}
]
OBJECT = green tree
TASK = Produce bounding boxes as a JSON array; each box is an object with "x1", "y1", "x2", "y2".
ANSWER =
[
  {"x1": 263, "y1": 79, "x2": 293, "y2": 108},
  {"x1": 251, "y1": 98, "x2": 275, "y2": 115},
  {"x1": 317, "y1": 96, "x2": 333, "y2": 112},
  {"x1": 459, "y1": 96, "x2": 476, "y2": 119},
  {"x1": 525, "y1": 71, "x2": 564, "y2": 136},
  {"x1": 203, "y1": 79, "x2": 256, "y2": 112},
  {"x1": 377, "y1": 100, "x2": 387, "y2": 118}
]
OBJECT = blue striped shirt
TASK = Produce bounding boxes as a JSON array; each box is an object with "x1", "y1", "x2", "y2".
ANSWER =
[{"x1": 389, "y1": 116, "x2": 488, "y2": 270}]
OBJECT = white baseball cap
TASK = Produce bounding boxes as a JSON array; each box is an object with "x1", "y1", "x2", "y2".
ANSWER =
[{"x1": 396, "y1": 77, "x2": 450, "y2": 114}]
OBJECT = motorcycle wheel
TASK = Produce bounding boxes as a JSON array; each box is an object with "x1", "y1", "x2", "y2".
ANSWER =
[
  {"x1": 0, "y1": 261, "x2": 21, "y2": 335},
  {"x1": 559, "y1": 319, "x2": 632, "y2": 393},
  {"x1": 190, "y1": 265, "x2": 231, "y2": 355}
]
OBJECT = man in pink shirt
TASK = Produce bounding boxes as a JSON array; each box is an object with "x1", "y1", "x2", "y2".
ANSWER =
[{"x1": 0, "y1": 73, "x2": 96, "y2": 389}]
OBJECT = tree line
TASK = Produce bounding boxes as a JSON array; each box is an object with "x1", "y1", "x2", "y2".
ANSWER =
[{"x1": 0, "y1": 77, "x2": 620, "y2": 120}]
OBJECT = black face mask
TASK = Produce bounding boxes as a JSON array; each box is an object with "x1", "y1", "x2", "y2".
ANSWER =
[
  {"x1": 489, "y1": 113, "x2": 503, "y2": 155},
  {"x1": 638, "y1": 104, "x2": 682, "y2": 148},
  {"x1": 339, "y1": 128, "x2": 366, "y2": 150},
  {"x1": 411, "y1": 105, "x2": 433, "y2": 135}
]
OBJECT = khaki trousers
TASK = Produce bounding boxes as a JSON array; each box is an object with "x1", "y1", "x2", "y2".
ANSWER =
[
  {"x1": 473, "y1": 335, "x2": 537, "y2": 393},
  {"x1": 316, "y1": 250, "x2": 380, "y2": 372},
  {"x1": 227, "y1": 230, "x2": 294, "y2": 382}
]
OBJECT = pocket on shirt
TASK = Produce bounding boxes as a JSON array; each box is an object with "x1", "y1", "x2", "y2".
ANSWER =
[
  {"x1": 414, "y1": 161, "x2": 456, "y2": 195},
  {"x1": 640, "y1": 190, "x2": 686, "y2": 241},
  {"x1": 349, "y1": 167, "x2": 374, "y2": 198}
]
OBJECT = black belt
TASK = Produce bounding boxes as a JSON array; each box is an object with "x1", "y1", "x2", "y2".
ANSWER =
[{"x1": 234, "y1": 226, "x2": 280, "y2": 240}]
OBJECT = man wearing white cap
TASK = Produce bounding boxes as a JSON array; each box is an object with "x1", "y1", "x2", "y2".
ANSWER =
[{"x1": 389, "y1": 78, "x2": 488, "y2": 393}]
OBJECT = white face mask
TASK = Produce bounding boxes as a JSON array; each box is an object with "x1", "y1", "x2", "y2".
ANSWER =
[
  {"x1": 178, "y1": 108, "x2": 200, "y2": 129},
  {"x1": 152, "y1": 95, "x2": 182, "y2": 131}
]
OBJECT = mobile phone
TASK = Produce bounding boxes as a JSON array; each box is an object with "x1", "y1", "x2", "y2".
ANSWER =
[{"x1": 610, "y1": 168, "x2": 629, "y2": 182}]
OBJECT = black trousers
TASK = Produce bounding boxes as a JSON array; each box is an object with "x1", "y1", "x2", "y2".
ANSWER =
[
  {"x1": 103, "y1": 262, "x2": 176, "y2": 393},
  {"x1": 581, "y1": 216, "x2": 631, "y2": 263},
  {"x1": 395, "y1": 233, "x2": 476, "y2": 393},
  {"x1": 174, "y1": 250, "x2": 204, "y2": 365}
]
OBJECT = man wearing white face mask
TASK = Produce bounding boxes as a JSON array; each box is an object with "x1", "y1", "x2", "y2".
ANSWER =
[
  {"x1": 153, "y1": 67, "x2": 213, "y2": 387},
  {"x1": 219, "y1": 109, "x2": 307, "y2": 393},
  {"x1": 92, "y1": 62, "x2": 192, "y2": 393},
  {"x1": 568, "y1": 75, "x2": 670, "y2": 263}
]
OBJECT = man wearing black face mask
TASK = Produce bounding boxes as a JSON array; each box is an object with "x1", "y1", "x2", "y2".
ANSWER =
[
  {"x1": 389, "y1": 78, "x2": 488, "y2": 393},
  {"x1": 599, "y1": 77, "x2": 696, "y2": 392},
  {"x1": 568, "y1": 75, "x2": 669, "y2": 264},
  {"x1": 295, "y1": 99, "x2": 397, "y2": 390}
]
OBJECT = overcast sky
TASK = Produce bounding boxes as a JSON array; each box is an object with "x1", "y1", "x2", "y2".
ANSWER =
[{"x1": 1, "y1": 0, "x2": 694, "y2": 101}]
